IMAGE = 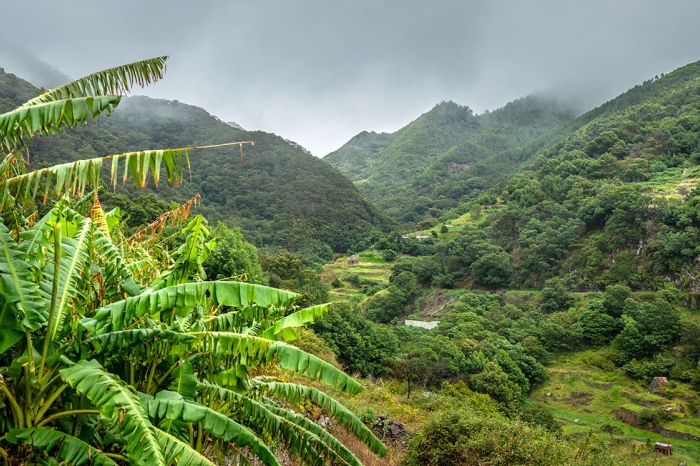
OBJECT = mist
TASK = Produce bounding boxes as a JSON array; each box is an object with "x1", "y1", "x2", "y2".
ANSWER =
[{"x1": 2, "y1": 0, "x2": 700, "y2": 155}]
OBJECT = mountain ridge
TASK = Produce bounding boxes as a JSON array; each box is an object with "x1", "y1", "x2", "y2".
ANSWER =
[{"x1": 0, "y1": 68, "x2": 397, "y2": 253}]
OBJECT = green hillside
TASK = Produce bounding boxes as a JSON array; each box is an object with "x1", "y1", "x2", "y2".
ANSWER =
[
  {"x1": 0, "y1": 68, "x2": 396, "y2": 253},
  {"x1": 325, "y1": 95, "x2": 578, "y2": 223}
]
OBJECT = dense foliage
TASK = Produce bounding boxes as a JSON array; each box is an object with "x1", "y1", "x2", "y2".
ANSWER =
[
  {"x1": 325, "y1": 96, "x2": 579, "y2": 223},
  {"x1": 0, "y1": 58, "x2": 387, "y2": 466},
  {"x1": 0, "y1": 68, "x2": 396, "y2": 254}
]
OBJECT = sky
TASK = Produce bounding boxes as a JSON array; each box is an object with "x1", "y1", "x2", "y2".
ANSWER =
[{"x1": 2, "y1": 0, "x2": 700, "y2": 156}]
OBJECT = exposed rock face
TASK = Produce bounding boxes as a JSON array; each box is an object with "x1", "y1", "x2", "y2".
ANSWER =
[{"x1": 373, "y1": 415, "x2": 409, "y2": 445}]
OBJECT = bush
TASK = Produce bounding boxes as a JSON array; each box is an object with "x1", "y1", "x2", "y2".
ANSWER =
[
  {"x1": 402, "y1": 409, "x2": 618, "y2": 466},
  {"x1": 650, "y1": 161, "x2": 668, "y2": 173},
  {"x1": 637, "y1": 408, "x2": 658, "y2": 426},
  {"x1": 382, "y1": 249, "x2": 398, "y2": 262},
  {"x1": 520, "y1": 402, "x2": 562, "y2": 434},
  {"x1": 331, "y1": 278, "x2": 343, "y2": 288},
  {"x1": 344, "y1": 274, "x2": 361, "y2": 287}
]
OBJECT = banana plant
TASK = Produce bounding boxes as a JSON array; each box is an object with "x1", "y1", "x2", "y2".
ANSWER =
[
  {"x1": 0, "y1": 210, "x2": 386, "y2": 465},
  {"x1": 0, "y1": 58, "x2": 387, "y2": 464}
]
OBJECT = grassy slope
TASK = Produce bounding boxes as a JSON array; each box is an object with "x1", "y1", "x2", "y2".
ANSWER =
[
  {"x1": 535, "y1": 357, "x2": 700, "y2": 465},
  {"x1": 322, "y1": 252, "x2": 397, "y2": 302}
]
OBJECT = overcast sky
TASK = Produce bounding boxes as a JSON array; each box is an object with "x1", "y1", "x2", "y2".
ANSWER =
[{"x1": 2, "y1": 0, "x2": 700, "y2": 155}]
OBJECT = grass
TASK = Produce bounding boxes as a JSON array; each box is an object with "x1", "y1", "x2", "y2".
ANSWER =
[
  {"x1": 636, "y1": 165, "x2": 700, "y2": 200},
  {"x1": 534, "y1": 354, "x2": 700, "y2": 464},
  {"x1": 321, "y1": 253, "x2": 399, "y2": 301}
]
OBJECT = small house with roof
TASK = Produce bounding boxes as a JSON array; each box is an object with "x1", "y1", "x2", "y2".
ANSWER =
[
  {"x1": 649, "y1": 377, "x2": 669, "y2": 393},
  {"x1": 654, "y1": 442, "x2": 672, "y2": 456},
  {"x1": 347, "y1": 254, "x2": 359, "y2": 265}
]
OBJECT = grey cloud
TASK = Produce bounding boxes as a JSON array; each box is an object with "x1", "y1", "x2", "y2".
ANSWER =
[{"x1": 2, "y1": 0, "x2": 699, "y2": 155}]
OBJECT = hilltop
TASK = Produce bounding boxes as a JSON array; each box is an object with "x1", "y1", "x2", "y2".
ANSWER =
[
  {"x1": 324, "y1": 95, "x2": 579, "y2": 223},
  {"x1": 0, "y1": 67, "x2": 396, "y2": 253}
]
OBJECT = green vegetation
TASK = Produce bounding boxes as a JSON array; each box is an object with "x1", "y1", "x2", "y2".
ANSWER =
[
  {"x1": 325, "y1": 96, "x2": 579, "y2": 223},
  {"x1": 0, "y1": 67, "x2": 396, "y2": 255},
  {"x1": 7, "y1": 53, "x2": 700, "y2": 465},
  {"x1": 0, "y1": 58, "x2": 386, "y2": 466}
]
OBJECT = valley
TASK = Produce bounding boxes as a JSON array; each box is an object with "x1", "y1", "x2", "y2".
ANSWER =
[{"x1": 4, "y1": 56, "x2": 700, "y2": 465}]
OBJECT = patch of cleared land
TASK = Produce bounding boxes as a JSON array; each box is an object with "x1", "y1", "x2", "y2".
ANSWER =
[
  {"x1": 533, "y1": 354, "x2": 700, "y2": 465},
  {"x1": 321, "y1": 252, "x2": 398, "y2": 301}
]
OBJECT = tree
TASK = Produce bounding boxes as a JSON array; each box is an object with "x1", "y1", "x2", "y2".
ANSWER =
[
  {"x1": 0, "y1": 58, "x2": 386, "y2": 466},
  {"x1": 471, "y1": 251, "x2": 512, "y2": 287},
  {"x1": 539, "y1": 277, "x2": 575, "y2": 313},
  {"x1": 204, "y1": 222, "x2": 265, "y2": 283}
]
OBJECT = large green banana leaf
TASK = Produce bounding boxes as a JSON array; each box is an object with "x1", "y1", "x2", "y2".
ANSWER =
[
  {"x1": 60, "y1": 359, "x2": 167, "y2": 466},
  {"x1": 154, "y1": 428, "x2": 216, "y2": 466},
  {"x1": 0, "y1": 222, "x2": 47, "y2": 332},
  {"x1": 81, "y1": 281, "x2": 299, "y2": 334},
  {"x1": 145, "y1": 391, "x2": 280, "y2": 466},
  {"x1": 257, "y1": 381, "x2": 387, "y2": 456},
  {"x1": 21, "y1": 56, "x2": 168, "y2": 107},
  {"x1": 189, "y1": 332, "x2": 363, "y2": 394},
  {"x1": 198, "y1": 381, "x2": 362, "y2": 466},
  {"x1": 40, "y1": 217, "x2": 92, "y2": 340},
  {"x1": 0, "y1": 96, "x2": 121, "y2": 152},
  {"x1": 6, "y1": 427, "x2": 118, "y2": 466},
  {"x1": 260, "y1": 304, "x2": 329, "y2": 341}
]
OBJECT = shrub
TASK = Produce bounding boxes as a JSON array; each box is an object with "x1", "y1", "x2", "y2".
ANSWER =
[
  {"x1": 344, "y1": 273, "x2": 361, "y2": 287},
  {"x1": 402, "y1": 409, "x2": 618, "y2": 466},
  {"x1": 382, "y1": 249, "x2": 398, "y2": 262}
]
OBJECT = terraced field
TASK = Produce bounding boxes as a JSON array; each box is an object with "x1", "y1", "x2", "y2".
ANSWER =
[
  {"x1": 637, "y1": 165, "x2": 700, "y2": 200},
  {"x1": 321, "y1": 252, "x2": 397, "y2": 301},
  {"x1": 533, "y1": 355, "x2": 700, "y2": 465}
]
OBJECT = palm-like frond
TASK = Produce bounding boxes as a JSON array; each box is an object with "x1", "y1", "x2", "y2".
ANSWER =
[
  {"x1": 149, "y1": 215, "x2": 213, "y2": 290},
  {"x1": 257, "y1": 381, "x2": 387, "y2": 456},
  {"x1": 269, "y1": 341, "x2": 363, "y2": 395},
  {"x1": 6, "y1": 427, "x2": 118, "y2": 466},
  {"x1": 0, "y1": 142, "x2": 254, "y2": 208},
  {"x1": 0, "y1": 222, "x2": 47, "y2": 331},
  {"x1": 263, "y1": 401, "x2": 364, "y2": 466},
  {"x1": 22, "y1": 56, "x2": 168, "y2": 107},
  {"x1": 40, "y1": 217, "x2": 92, "y2": 340},
  {"x1": 154, "y1": 428, "x2": 216, "y2": 466},
  {"x1": 190, "y1": 332, "x2": 363, "y2": 394},
  {"x1": 145, "y1": 392, "x2": 280, "y2": 466},
  {"x1": 0, "y1": 96, "x2": 121, "y2": 152},
  {"x1": 81, "y1": 281, "x2": 299, "y2": 335},
  {"x1": 128, "y1": 193, "x2": 201, "y2": 243},
  {"x1": 198, "y1": 381, "x2": 361, "y2": 466},
  {"x1": 205, "y1": 305, "x2": 285, "y2": 332},
  {"x1": 260, "y1": 304, "x2": 329, "y2": 341},
  {"x1": 60, "y1": 359, "x2": 167, "y2": 466},
  {"x1": 92, "y1": 226, "x2": 143, "y2": 297},
  {"x1": 85, "y1": 328, "x2": 197, "y2": 356}
]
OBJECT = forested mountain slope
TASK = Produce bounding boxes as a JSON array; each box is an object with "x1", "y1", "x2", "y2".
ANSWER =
[
  {"x1": 385, "y1": 60, "x2": 700, "y2": 292},
  {"x1": 0, "y1": 68, "x2": 396, "y2": 253},
  {"x1": 324, "y1": 95, "x2": 579, "y2": 222}
]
